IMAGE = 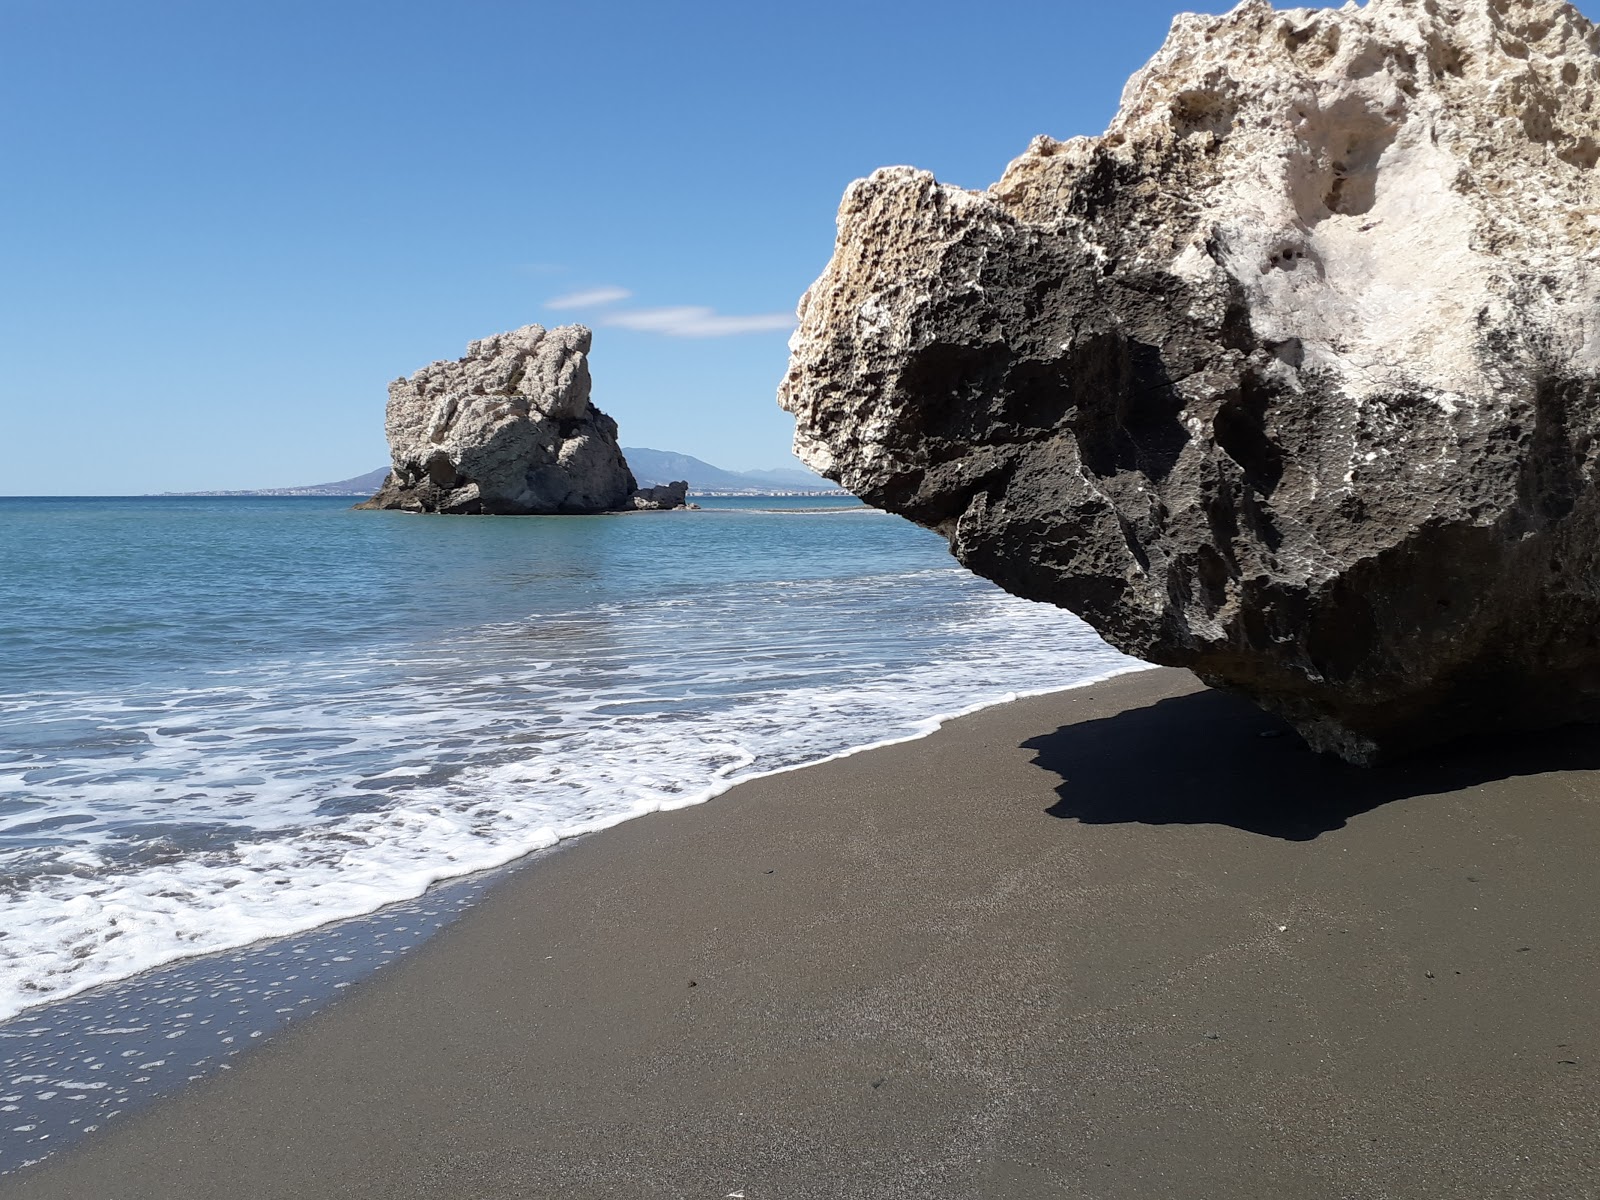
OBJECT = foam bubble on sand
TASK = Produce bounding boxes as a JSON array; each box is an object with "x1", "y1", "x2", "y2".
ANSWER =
[{"x1": 0, "y1": 871, "x2": 497, "y2": 1174}]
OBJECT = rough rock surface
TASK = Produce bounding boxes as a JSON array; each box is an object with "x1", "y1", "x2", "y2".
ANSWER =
[
  {"x1": 625, "y1": 480, "x2": 691, "y2": 510},
  {"x1": 779, "y1": 0, "x2": 1600, "y2": 763},
  {"x1": 362, "y1": 325, "x2": 680, "y2": 515}
]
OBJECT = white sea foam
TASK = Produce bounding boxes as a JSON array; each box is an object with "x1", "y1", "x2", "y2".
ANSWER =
[{"x1": 0, "y1": 570, "x2": 1143, "y2": 1021}]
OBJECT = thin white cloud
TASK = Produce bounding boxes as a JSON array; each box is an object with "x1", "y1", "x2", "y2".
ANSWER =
[
  {"x1": 545, "y1": 286, "x2": 633, "y2": 309},
  {"x1": 601, "y1": 305, "x2": 796, "y2": 338}
]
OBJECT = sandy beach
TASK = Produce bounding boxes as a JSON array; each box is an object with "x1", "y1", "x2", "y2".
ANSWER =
[{"x1": 6, "y1": 666, "x2": 1600, "y2": 1199}]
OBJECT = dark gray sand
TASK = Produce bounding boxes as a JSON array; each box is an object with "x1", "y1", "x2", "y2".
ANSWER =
[
  {"x1": 0, "y1": 868, "x2": 504, "y2": 1174},
  {"x1": 7, "y1": 667, "x2": 1600, "y2": 1199}
]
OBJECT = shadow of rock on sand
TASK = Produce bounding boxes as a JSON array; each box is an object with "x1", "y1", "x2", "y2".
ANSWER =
[{"x1": 1025, "y1": 688, "x2": 1600, "y2": 841}]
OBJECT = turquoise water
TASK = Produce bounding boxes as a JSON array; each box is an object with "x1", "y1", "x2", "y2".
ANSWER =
[{"x1": 0, "y1": 496, "x2": 1139, "y2": 1021}]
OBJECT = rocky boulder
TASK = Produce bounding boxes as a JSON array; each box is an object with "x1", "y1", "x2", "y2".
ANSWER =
[
  {"x1": 625, "y1": 481, "x2": 691, "y2": 510},
  {"x1": 779, "y1": 0, "x2": 1600, "y2": 763},
  {"x1": 362, "y1": 324, "x2": 681, "y2": 515}
]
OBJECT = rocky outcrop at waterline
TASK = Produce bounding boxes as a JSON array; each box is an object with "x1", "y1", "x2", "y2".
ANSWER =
[
  {"x1": 361, "y1": 324, "x2": 686, "y2": 515},
  {"x1": 625, "y1": 480, "x2": 691, "y2": 510},
  {"x1": 778, "y1": 0, "x2": 1600, "y2": 764}
]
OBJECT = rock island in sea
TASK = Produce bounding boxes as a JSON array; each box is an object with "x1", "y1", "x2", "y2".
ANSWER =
[
  {"x1": 360, "y1": 323, "x2": 688, "y2": 514},
  {"x1": 780, "y1": 0, "x2": 1600, "y2": 764}
]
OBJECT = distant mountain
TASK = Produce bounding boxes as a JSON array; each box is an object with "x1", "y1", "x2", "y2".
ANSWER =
[
  {"x1": 745, "y1": 466, "x2": 838, "y2": 488},
  {"x1": 160, "y1": 467, "x2": 391, "y2": 497},
  {"x1": 621, "y1": 448, "x2": 839, "y2": 493},
  {"x1": 162, "y1": 452, "x2": 839, "y2": 498},
  {"x1": 295, "y1": 467, "x2": 391, "y2": 495}
]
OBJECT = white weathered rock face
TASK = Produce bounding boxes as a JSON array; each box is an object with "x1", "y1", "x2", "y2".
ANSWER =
[
  {"x1": 363, "y1": 324, "x2": 640, "y2": 515},
  {"x1": 779, "y1": 0, "x2": 1600, "y2": 762}
]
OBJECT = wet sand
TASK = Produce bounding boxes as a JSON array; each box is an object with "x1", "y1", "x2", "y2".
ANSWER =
[{"x1": 7, "y1": 667, "x2": 1600, "y2": 1199}]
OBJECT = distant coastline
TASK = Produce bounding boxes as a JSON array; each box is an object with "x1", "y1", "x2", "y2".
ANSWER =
[
  {"x1": 156, "y1": 486, "x2": 852, "y2": 499},
  {"x1": 154, "y1": 449, "x2": 850, "y2": 500}
]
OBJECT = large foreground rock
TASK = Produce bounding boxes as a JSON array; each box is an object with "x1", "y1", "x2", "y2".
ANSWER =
[
  {"x1": 779, "y1": 0, "x2": 1600, "y2": 763},
  {"x1": 362, "y1": 325, "x2": 680, "y2": 515}
]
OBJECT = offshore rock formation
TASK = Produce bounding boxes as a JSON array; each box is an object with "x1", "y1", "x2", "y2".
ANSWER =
[
  {"x1": 625, "y1": 480, "x2": 691, "y2": 510},
  {"x1": 779, "y1": 0, "x2": 1600, "y2": 763},
  {"x1": 362, "y1": 325, "x2": 684, "y2": 515}
]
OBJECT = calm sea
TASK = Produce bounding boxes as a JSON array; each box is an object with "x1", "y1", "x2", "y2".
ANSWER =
[{"x1": 0, "y1": 496, "x2": 1139, "y2": 1023}]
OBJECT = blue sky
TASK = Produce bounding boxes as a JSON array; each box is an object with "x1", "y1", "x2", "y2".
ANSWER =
[{"x1": 6, "y1": 1, "x2": 1591, "y2": 493}]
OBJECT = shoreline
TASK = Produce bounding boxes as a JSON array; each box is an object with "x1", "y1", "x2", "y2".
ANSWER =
[
  {"x1": 0, "y1": 663, "x2": 1151, "y2": 1031},
  {"x1": 0, "y1": 666, "x2": 1151, "y2": 1174},
  {"x1": 8, "y1": 666, "x2": 1600, "y2": 1197}
]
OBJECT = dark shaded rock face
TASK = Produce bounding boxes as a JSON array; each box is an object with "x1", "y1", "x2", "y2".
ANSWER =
[
  {"x1": 361, "y1": 324, "x2": 683, "y2": 515},
  {"x1": 625, "y1": 480, "x2": 690, "y2": 510},
  {"x1": 778, "y1": 0, "x2": 1600, "y2": 763}
]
